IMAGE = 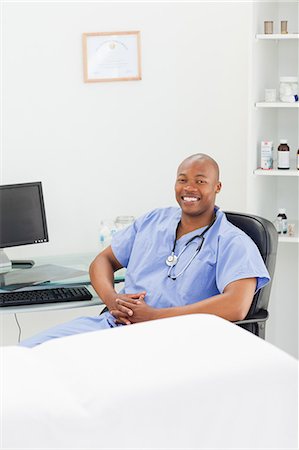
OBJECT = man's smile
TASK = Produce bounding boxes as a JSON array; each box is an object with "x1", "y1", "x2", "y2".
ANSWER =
[{"x1": 182, "y1": 196, "x2": 200, "y2": 203}]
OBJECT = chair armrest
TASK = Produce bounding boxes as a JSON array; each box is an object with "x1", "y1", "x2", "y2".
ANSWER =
[{"x1": 233, "y1": 309, "x2": 268, "y2": 325}]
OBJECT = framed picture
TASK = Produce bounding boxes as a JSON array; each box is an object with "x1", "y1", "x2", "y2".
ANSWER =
[{"x1": 82, "y1": 31, "x2": 142, "y2": 82}]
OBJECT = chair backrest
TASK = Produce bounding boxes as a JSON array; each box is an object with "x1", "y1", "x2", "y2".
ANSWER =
[{"x1": 224, "y1": 211, "x2": 278, "y2": 318}]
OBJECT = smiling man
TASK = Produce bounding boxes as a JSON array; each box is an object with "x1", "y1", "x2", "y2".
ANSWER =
[{"x1": 20, "y1": 153, "x2": 270, "y2": 347}]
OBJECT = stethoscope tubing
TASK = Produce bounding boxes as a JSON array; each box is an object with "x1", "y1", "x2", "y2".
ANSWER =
[
  {"x1": 167, "y1": 215, "x2": 216, "y2": 280},
  {"x1": 167, "y1": 237, "x2": 205, "y2": 280}
]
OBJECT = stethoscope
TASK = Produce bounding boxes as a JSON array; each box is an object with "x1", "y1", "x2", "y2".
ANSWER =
[{"x1": 166, "y1": 216, "x2": 216, "y2": 280}]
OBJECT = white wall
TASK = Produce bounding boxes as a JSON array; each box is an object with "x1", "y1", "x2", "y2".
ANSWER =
[{"x1": 2, "y1": 1, "x2": 251, "y2": 258}]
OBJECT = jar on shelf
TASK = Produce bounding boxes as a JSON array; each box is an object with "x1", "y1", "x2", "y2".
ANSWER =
[
  {"x1": 279, "y1": 77, "x2": 298, "y2": 103},
  {"x1": 115, "y1": 216, "x2": 135, "y2": 230}
]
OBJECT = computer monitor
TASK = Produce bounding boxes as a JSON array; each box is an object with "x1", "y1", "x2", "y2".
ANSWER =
[{"x1": 0, "y1": 182, "x2": 49, "y2": 270}]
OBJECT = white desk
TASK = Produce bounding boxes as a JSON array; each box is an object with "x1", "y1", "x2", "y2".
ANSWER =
[
  {"x1": 0, "y1": 253, "x2": 124, "y2": 344},
  {"x1": 0, "y1": 252, "x2": 124, "y2": 314}
]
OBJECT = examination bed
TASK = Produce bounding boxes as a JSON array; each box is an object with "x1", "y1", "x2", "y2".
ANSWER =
[{"x1": 1, "y1": 314, "x2": 297, "y2": 449}]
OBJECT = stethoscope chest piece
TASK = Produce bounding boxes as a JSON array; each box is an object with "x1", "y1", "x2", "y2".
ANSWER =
[{"x1": 166, "y1": 253, "x2": 178, "y2": 267}]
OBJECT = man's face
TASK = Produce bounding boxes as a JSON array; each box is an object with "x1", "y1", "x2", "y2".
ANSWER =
[{"x1": 175, "y1": 158, "x2": 222, "y2": 218}]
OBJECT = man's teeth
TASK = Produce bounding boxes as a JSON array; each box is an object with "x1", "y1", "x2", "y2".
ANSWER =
[{"x1": 183, "y1": 196, "x2": 198, "y2": 202}]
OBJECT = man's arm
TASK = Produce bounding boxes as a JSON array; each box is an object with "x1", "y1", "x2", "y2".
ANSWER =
[
  {"x1": 89, "y1": 247, "x2": 146, "y2": 324},
  {"x1": 115, "y1": 277, "x2": 257, "y2": 323},
  {"x1": 89, "y1": 246, "x2": 123, "y2": 311}
]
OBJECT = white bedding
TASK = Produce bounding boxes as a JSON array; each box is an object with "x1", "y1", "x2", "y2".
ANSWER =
[{"x1": 1, "y1": 314, "x2": 298, "y2": 449}]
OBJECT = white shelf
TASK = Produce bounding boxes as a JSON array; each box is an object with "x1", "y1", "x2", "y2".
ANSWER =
[
  {"x1": 278, "y1": 235, "x2": 299, "y2": 243},
  {"x1": 255, "y1": 102, "x2": 299, "y2": 108},
  {"x1": 254, "y1": 168, "x2": 299, "y2": 177},
  {"x1": 256, "y1": 33, "x2": 299, "y2": 40}
]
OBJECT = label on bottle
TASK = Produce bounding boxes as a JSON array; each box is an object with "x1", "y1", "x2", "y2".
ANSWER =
[{"x1": 277, "y1": 151, "x2": 290, "y2": 169}]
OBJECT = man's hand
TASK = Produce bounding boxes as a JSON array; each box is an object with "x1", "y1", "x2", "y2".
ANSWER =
[
  {"x1": 114, "y1": 295, "x2": 159, "y2": 324},
  {"x1": 109, "y1": 292, "x2": 146, "y2": 325}
]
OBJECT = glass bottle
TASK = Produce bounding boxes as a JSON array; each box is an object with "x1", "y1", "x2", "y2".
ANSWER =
[{"x1": 277, "y1": 139, "x2": 290, "y2": 170}]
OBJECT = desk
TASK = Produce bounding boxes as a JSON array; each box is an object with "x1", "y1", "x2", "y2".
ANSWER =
[{"x1": 0, "y1": 252, "x2": 125, "y2": 314}]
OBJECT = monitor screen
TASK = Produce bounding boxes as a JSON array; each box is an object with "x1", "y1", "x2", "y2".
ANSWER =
[{"x1": 0, "y1": 182, "x2": 49, "y2": 248}]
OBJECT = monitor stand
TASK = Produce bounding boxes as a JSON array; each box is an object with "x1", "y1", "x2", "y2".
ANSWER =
[{"x1": 0, "y1": 249, "x2": 35, "y2": 272}]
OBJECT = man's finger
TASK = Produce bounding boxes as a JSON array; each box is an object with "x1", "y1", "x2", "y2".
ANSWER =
[
  {"x1": 127, "y1": 291, "x2": 146, "y2": 299},
  {"x1": 116, "y1": 302, "x2": 134, "y2": 316},
  {"x1": 110, "y1": 310, "x2": 131, "y2": 325},
  {"x1": 117, "y1": 298, "x2": 141, "y2": 306}
]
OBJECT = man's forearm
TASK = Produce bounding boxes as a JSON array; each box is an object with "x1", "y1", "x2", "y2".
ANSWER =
[
  {"x1": 89, "y1": 253, "x2": 120, "y2": 311},
  {"x1": 156, "y1": 296, "x2": 242, "y2": 322},
  {"x1": 155, "y1": 279, "x2": 255, "y2": 322}
]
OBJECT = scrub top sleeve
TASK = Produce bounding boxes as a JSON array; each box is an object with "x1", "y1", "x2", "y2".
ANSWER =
[
  {"x1": 216, "y1": 234, "x2": 270, "y2": 294},
  {"x1": 111, "y1": 223, "x2": 137, "y2": 268},
  {"x1": 111, "y1": 212, "x2": 152, "y2": 268}
]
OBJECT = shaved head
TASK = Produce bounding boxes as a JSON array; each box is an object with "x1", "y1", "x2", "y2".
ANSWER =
[{"x1": 178, "y1": 153, "x2": 220, "y2": 182}]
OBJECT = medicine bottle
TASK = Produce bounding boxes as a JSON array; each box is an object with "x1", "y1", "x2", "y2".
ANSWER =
[
  {"x1": 277, "y1": 139, "x2": 290, "y2": 169},
  {"x1": 277, "y1": 209, "x2": 288, "y2": 234},
  {"x1": 297, "y1": 149, "x2": 299, "y2": 170}
]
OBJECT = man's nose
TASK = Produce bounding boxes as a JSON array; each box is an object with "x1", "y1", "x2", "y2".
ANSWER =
[{"x1": 184, "y1": 182, "x2": 197, "y2": 191}]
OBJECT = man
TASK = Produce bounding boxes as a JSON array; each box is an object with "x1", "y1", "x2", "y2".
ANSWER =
[{"x1": 20, "y1": 153, "x2": 269, "y2": 347}]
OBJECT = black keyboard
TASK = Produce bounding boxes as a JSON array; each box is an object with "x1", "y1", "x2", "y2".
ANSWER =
[{"x1": 0, "y1": 286, "x2": 93, "y2": 307}]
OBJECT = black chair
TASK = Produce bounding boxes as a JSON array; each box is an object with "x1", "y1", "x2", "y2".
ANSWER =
[{"x1": 224, "y1": 211, "x2": 278, "y2": 339}]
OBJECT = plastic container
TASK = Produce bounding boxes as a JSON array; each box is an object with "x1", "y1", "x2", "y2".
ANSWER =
[
  {"x1": 261, "y1": 140, "x2": 273, "y2": 169},
  {"x1": 277, "y1": 139, "x2": 290, "y2": 169},
  {"x1": 279, "y1": 77, "x2": 298, "y2": 103}
]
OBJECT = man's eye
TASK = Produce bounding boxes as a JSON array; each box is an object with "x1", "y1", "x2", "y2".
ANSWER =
[
  {"x1": 177, "y1": 179, "x2": 186, "y2": 183},
  {"x1": 197, "y1": 180, "x2": 206, "y2": 184}
]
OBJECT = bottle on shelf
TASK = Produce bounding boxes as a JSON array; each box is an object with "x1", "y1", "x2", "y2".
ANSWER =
[
  {"x1": 297, "y1": 148, "x2": 299, "y2": 170},
  {"x1": 274, "y1": 209, "x2": 288, "y2": 234},
  {"x1": 98, "y1": 220, "x2": 116, "y2": 250},
  {"x1": 277, "y1": 139, "x2": 290, "y2": 169}
]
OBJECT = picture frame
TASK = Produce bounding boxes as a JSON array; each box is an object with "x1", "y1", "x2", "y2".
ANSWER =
[{"x1": 82, "y1": 31, "x2": 142, "y2": 83}]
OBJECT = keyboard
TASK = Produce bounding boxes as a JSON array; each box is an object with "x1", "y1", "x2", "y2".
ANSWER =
[{"x1": 0, "y1": 286, "x2": 93, "y2": 307}]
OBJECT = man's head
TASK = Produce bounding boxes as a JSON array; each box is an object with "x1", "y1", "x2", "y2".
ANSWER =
[{"x1": 175, "y1": 153, "x2": 222, "y2": 221}]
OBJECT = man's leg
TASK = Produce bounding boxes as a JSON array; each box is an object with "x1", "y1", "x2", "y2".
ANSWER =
[{"x1": 19, "y1": 312, "x2": 116, "y2": 348}]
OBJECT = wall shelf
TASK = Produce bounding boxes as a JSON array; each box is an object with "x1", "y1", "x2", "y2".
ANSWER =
[
  {"x1": 278, "y1": 235, "x2": 299, "y2": 243},
  {"x1": 256, "y1": 33, "x2": 299, "y2": 40},
  {"x1": 254, "y1": 168, "x2": 299, "y2": 176},
  {"x1": 255, "y1": 102, "x2": 299, "y2": 108}
]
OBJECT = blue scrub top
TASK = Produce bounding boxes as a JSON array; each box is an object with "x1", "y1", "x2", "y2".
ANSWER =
[{"x1": 111, "y1": 207, "x2": 270, "y2": 309}]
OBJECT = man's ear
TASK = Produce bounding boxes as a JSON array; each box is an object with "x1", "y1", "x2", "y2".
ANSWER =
[{"x1": 215, "y1": 182, "x2": 222, "y2": 194}]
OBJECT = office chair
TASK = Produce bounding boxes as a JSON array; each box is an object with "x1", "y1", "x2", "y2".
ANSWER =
[{"x1": 224, "y1": 211, "x2": 278, "y2": 339}]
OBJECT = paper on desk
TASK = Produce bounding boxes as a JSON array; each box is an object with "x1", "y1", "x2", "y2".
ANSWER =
[{"x1": 0, "y1": 264, "x2": 88, "y2": 290}]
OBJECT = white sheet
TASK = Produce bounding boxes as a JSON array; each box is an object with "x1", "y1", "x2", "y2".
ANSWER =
[{"x1": 1, "y1": 314, "x2": 298, "y2": 449}]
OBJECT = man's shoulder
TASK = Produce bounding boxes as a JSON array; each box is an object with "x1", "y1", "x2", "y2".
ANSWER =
[{"x1": 216, "y1": 210, "x2": 256, "y2": 247}]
